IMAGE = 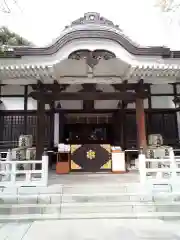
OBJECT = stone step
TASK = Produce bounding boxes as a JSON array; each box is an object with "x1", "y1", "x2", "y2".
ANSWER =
[
  {"x1": 1, "y1": 192, "x2": 180, "y2": 205},
  {"x1": 0, "y1": 201, "x2": 180, "y2": 208},
  {"x1": 1, "y1": 212, "x2": 180, "y2": 221},
  {"x1": 1, "y1": 201, "x2": 180, "y2": 206},
  {"x1": 0, "y1": 183, "x2": 143, "y2": 194},
  {"x1": 0, "y1": 193, "x2": 180, "y2": 220},
  {"x1": 0, "y1": 183, "x2": 177, "y2": 196},
  {"x1": 59, "y1": 203, "x2": 180, "y2": 215},
  {"x1": 0, "y1": 200, "x2": 180, "y2": 218},
  {"x1": 0, "y1": 182, "x2": 180, "y2": 221}
]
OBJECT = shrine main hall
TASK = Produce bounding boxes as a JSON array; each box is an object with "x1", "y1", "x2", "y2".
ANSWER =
[{"x1": 0, "y1": 12, "x2": 180, "y2": 171}]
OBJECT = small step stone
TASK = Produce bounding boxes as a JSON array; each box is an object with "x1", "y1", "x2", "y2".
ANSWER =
[{"x1": 60, "y1": 205, "x2": 134, "y2": 214}]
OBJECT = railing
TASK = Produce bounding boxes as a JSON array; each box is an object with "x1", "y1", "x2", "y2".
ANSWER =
[
  {"x1": 0, "y1": 141, "x2": 50, "y2": 151},
  {"x1": 0, "y1": 141, "x2": 19, "y2": 149},
  {"x1": 139, "y1": 151, "x2": 180, "y2": 190},
  {"x1": 0, "y1": 155, "x2": 49, "y2": 187}
]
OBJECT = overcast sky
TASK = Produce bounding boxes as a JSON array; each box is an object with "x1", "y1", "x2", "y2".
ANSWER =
[{"x1": 0, "y1": 0, "x2": 180, "y2": 49}]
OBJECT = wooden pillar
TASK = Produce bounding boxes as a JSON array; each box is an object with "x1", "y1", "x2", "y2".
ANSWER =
[
  {"x1": 136, "y1": 98, "x2": 147, "y2": 150},
  {"x1": 49, "y1": 101, "x2": 55, "y2": 148},
  {"x1": 23, "y1": 85, "x2": 28, "y2": 134},
  {"x1": 112, "y1": 111, "x2": 119, "y2": 145},
  {"x1": 36, "y1": 100, "x2": 45, "y2": 159},
  {"x1": 120, "y1": 101, "x2": 126, "y2": 149},
  {"x1": 59, "y1": 109, "x2": 65, "y2": 143},
  {"x1": 0, "y1": 85, "x2": 3, "y2": 143}
]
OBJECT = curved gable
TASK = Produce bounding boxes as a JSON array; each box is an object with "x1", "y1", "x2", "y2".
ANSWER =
[{"x1": 3, "y1": 12, "x2": 173, "y2": 58}]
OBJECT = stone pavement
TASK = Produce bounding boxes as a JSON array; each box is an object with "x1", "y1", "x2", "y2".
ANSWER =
[
  {"x1": 47, "y1": 171, "x2": 140, "y2": 186},
  {"x1": 0, "y1": 219, "x2": 180, "y2": 240}
]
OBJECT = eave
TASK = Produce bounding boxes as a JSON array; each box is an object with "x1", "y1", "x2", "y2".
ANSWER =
[
  {"x1": 0, "y1": 30, "x2": 172, "y2": 58},
  {"x1": 0, "y1": 61, "x2": 180, "y2": 85}
]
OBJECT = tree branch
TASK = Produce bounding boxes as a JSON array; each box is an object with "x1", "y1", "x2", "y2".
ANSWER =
[{"x1": 0, "y1": 0, "x2": 20, "y2": 13}]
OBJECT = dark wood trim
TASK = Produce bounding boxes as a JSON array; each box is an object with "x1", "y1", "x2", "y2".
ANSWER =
[
  {"x1": 0, "y1": 108, "x2": 179, "y2": 114},
  {"x1": 150, "y1": 93, "x2": 175, "y2": 96},
  {"x1": 173, "y1": 83, "x2": 177, "y2": 96},
  {"x1": 81, "y1": 84, "x2": 96, "y2": 110},
  {"x1": 31, "y1": 82, "x2": 69, "y2": 92},
  {"x1": 1, "y1": 93, "x2": 180, "y2": 97},
  {"x1": 147, "y1": 85, "x2": 152, "y2": 109},
  {"x1": 24, "y1": 86, "x2": 28, "y2": 111},
  {"x1": 147, "y1": 85, "x2": 152, "y2": 133},
  {"x1": 30, "y1": 91, "x2": 148, "y2": 101},
  {"x1": 70, "y1": 169, "x2": 112, "y2": 173},
  {"x1": 0, "y1": 110, "x2": 51, "y2": 114},
  {"x1": 50, "y1": 101, "x2": 55, "y2": 148},
  {"x1": 0, "y1": 95, "x2": 25, "y2": 97},
  {"x1": 0, "y1": 108, "x2": 178, "y2": 149},
  {"x1": 0, "y1": 107, "x2": 179, "y2": 114},
  {"x1": 59, "y1": 110, "x2": 66, "y2": 143},
  {"x1": 112, "y1": 82, "x2": 149, "y2": 91},
  {"x1": 121, "y1": 102, "x2": 126, "y2": 149},
  {"x1": 36, "y1": 100, "x2": 45, "y2": 159},
  {"x1": 1, "y1": 94, "x2": 179, "y2": 98},
  {"x1": 173, "y1": 84, "x2": 179, "y2": 141},
  {"x1": 2, "y1": 90, "x2": 180, "y2": 98},
  {"x1": 23, "y1": 85, "x2": 28, "y2": 134}
]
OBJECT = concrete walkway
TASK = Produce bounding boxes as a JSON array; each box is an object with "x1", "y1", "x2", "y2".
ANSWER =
[{"x1": 0, "y1": 219, "x2": 180, "y2": 240}]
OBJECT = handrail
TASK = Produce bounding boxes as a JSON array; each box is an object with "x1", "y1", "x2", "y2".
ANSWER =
[
  {"x1": 138, "y1": 152, "x2": 180, "y2": 190},
  {"x1": 0, "y1": 155, "x2": 49, "y2": 187}
]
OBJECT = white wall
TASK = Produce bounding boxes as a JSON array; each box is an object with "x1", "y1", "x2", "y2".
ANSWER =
[
  {"x1": 27, "y1": 98, "x2": 36, "y2": 110},
  {"x1": 151, "y1": 96, "x2": 175, "y2": 109},
  {"x1": 0, "y1": 84, "x2": 176, "y2": 110},
  {"x1": 0, "y1": 97, "x2": 24, "y2": 110},
  {"x1": 151, "y1": 84, "x2": 173, "y2": 94},
  {"x1": 0, "y1": 97, "x2": 50, "y2": 110},
  {"x1": 1, "y1": 85, "x2": 24, "y2": 95},
  {"x1": 150, "y1": 84, "x2": 175, "y2": 109},
  {"x1": 27, "y1": 98, "x2": 50, "y2": 110},
  {"x1": 176, "y1": 85, "x2": 180, "y2": 94},
  {"x1": 95, "y1": 84, "x2": 118, "y2": 109},
  {"x1": 127, "y1": 99, "x2": 149, "y2": 109}
]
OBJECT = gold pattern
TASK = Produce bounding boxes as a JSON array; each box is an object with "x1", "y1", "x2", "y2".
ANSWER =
[
  {"x1": 71, "y1": 160, "x2": 81, "y2": 169},
  {"x1": 86, "y1": 150, "x2": 96, "y2": 160},
  {"x1": 70, "y1": 145, "x2": 81, "y2": 154},
  {"x1": 100, "y1": 144, "x2": 111, "y2": 153},
  {"x1": 101, "y1": 160, "x2": 112, "y2": 169}
]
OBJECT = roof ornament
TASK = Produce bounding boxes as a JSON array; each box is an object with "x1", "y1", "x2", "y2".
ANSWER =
[
  {"x1": 68, "y1": 49, "x2": 116, "y2": 68},
  {"x1": 65, "y1": 12, "x2": 120, "y2": 30}
]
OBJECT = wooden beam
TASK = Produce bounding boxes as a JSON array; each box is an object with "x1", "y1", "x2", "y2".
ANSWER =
[
  {"x1": 30, "y1": 91, "x2": 149, "y2": 102},
  {"x1": 135, "y1": 79, "x2": 145, "y2": 93},
  {"x1": 36, "y1": 100, "x2": 45, "y2": 159},
  {"x1": 81, "y1": 84, "x2": 96, "y2": 92},
  {"x1": 23, "y1": 85, "x2": 28, "y2": 134},
  {"x1": 49, "y1": 101, "x2": 55, "y2": 148},
  {"x1": 81, "y1": 84, "x2": 96, "y2": 110},
  {"x1": 31, "y1": 82, "x2": 69, "y2": 92},
  {"x1": 31, "y1": 80, "x2": 43, "y2": 91},
  {"x1": 112, "y1": 81, "x2": 150, "y2": 91}
]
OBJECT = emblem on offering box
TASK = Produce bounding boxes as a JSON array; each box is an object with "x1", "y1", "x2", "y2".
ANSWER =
[{"x1": 86, "y1": 150, "x2": 96, "y2": 160}]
